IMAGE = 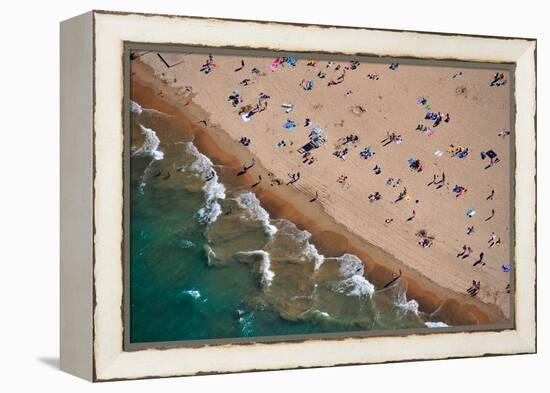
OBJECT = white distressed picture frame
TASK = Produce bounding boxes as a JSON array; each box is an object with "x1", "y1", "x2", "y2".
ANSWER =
[{"x1": 60, "y1": 10, "x2": 536, "y2": 381}]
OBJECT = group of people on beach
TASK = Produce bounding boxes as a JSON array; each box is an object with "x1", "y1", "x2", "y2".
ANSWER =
[
  {"x1": 180, "y1": 54, "x2": 511, "y2": 307},
  {"x1": 489, "y1": 72, "x2": 507, "y2": 87},
  {"x1": 380, "y1": 132, "x2": 403, "y2": 146},
  {"x1": 199, "y1": 54, "x2": 216, "y2": 75},
  {"x1": 467, "y1": 281, "x2": 481, "y2": 297}
]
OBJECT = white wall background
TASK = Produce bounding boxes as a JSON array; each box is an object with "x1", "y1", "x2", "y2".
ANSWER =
[{"x1": 0, "y1": 0, "x2": 546, "y2": 391}]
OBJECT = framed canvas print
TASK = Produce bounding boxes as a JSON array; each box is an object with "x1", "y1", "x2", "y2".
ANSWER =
[{"x1": 60, "y1": 10, "x2": 537, "y2": 381}]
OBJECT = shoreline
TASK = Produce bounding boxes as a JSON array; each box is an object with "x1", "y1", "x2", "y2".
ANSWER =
[{"x1": 130, "y1": 59, "x2": 508, "y2": 326}]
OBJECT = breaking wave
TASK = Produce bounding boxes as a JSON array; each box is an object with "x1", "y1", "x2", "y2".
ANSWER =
[
  {"x1": 425, "y1": 321, "x2": 449, "y2": 328},
  {"x1": 332, "y1": 254, "x2": 375, "y2": 297},
  {"x1": 235, "y1": 192, "x2": 278, "y2": 236},
  {"x1": 186, "y1": 142, "x2": 226, "y2": 224},
  {"x1": 238, "y1": 250, "x2": 275, "y2": 288},
  {"x1": 134, "y1": 124, "x2": 164, "y2": 160}
]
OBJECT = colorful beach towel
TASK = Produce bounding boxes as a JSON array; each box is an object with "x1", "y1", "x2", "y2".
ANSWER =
[{"x1": 283, "y1": 119, "x2": 296, "y2": 131}]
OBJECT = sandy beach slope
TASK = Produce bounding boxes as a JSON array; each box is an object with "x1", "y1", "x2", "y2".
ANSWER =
[{"x1": 131, "y1": 51, "x2": 512, "y2": 324}]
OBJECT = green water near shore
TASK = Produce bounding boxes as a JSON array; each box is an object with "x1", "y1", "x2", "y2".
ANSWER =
[{"x1": 129, "y1": 102, "x2": 428, "y2": 344}]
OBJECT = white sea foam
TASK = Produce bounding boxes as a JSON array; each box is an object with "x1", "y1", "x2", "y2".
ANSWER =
[
  {"x1": 304, "y1": 243, "x2": 325, "y2": 271},
  {"x1": 235, "y1": 192, "x2": 278, "y2": 236},
  {"x1": 130, "y1": 100, "x2": 168, "y2": 116},
  {"x1": 238, "y1": 312, "x2": 255, "y2": 336},
  {"x1": 336, "y1": 275, "x2": 375, "y2": 297},
  {"x1": 181, "y1": 289, "x2": 201, "y2": 299},
  {"x1": 334, "y1": 254, "x2": 375, "y2": 297},
  {"x1": 186, "y1": 142, "x2": 226, "y2": 224},
  {"x1": 187, "y1": 143, "x2": 214, "y2": 176},
  {"x1": 134, "y1": 124, "x2": 164, "y2": 160},
  {"x1": 338, "y1": 254, "x2": 365, "y2": 276},
  {"x1": 239, "y1": 250, "x2": 275, "y2": 287},
  {"x1": 178, "y1": 239, "x2": 195, "y2": 249},
  {"x1": 396, "y1": 291, "x2": 420, "y2": 315},
  {"x1": 130, "y1": 100, "x2": 143, "y2": 114},
  {"x1": 425, "y1": 321, "x2": 449, "y2": 328},
  {"x1": 205, "y1": 245, "x2": 217, "y2": 266}
]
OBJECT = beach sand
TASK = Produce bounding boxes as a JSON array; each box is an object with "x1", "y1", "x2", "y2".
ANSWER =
[{"x1": 130, "y1": 51, "x2": 512, "y2": 325}]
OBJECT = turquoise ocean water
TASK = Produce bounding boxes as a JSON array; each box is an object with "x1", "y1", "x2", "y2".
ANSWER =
[{"x1": 129, "y1": 101, "x2": 434, "y2": 344}]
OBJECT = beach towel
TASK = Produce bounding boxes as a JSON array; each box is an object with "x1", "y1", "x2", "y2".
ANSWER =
[
  {"x1": 270, "y1": 57, "x2": 282, "y2": 72},
  {"x1": 282, "y1": 102, "x2": 294, "y2": 113},
  {"x1": 283, "y1": 120, "x2": 296, "y2": 131},
  {"x1": 285, "y1": 57, "x2": 297, "y2": 66},
  {"x1": 457, "y1": 148, "x2": 470, "y2": 159}
]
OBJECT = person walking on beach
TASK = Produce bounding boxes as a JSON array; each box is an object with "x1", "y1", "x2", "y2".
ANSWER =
[
  {"x1": 487, "y1": 189, "x2": 495, "y2": 200},
  {"x1": 457, "y1": 244, "x2": 468, "y2": 258},
  {"x1": 394, "y1": 187, "x2": 407, "y2": 203},
  {"x1": 234, "y1": 59, "x2": 245, "y2": 72},
  {"x1": 244, "y1": 158, "x2": 256, "y2": 171},
  {"x1": 309, "y1": 191, "x2": 319, "y2": 203},
  {"x1": 251, "y1": 175, "x2": 262, "y2": 188},
  {"x1": 473, "y1": 252, "x2": 485, "y2": 267},
  {"x1": 407, "y1": 210, "x2": 416, "y2": 221},
  {"x1": 383, "y1": 269, "x2": 402, "y2": 288},
  {"x1": 467, "y1": 281, "x2": 481, "y2": 296},
  {"x1": 287, "y1": 172, "x2": 301, "y2": 185}
]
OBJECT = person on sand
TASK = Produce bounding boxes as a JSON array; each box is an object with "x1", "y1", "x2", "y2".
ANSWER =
[
  {"x1": 243, "y1": 158, "x2": 256, "y2": 171},
  {"x1": 485, "y1": 208, "x2": 495, "y2": 221},
  {"x1": 234, "y1": 59, "x2": 245, "y2": 72},
  {"x1": 487, "y1": 189, "x2": 495, "y2": 200},
  {"x1": 473, "y1": 252, "x2": 485, "y2": 267},
  {"x1": 384, "y1": 218, "x2": 393, "y2": 224},
  {"x1": 309, "y1": 191, "x2": 319, "y2": 203},
  {"x1": 368, "y1": 192, "x2": 381, "y2": 202},
  {"x1": 383, "y1": 269, "x2": 402, "y2": 288},
  {"x1": 497, "y1": 130, "x2": 511, "y2": 139},
  {"x1": 251, "y1": 175, "x2": 262, "y2": 188},
  {"x1": 457, "y1": 244, "x2": 468, "y2": 258},
  {"x1": 467, "y1": 225, "x2": 475, "y2": 235},
  {"x1": 418, "y1": 238, "x2": 432, "y2": 248},
  {"x1": 394, "y1": 187, "x2": 408, "y2": 203},
  {"x1": 467, "y1": 281, "x2": 481, "y2": 296},
  {"x1": 287, "y1": 172, "x2": 301, "y2": 185},
  {"x1": 407, "y1": 210, "x2": 416, "y2": 221},
  {"x1": 467, "y1": 280, "x2": 476, "y2": 294}
]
